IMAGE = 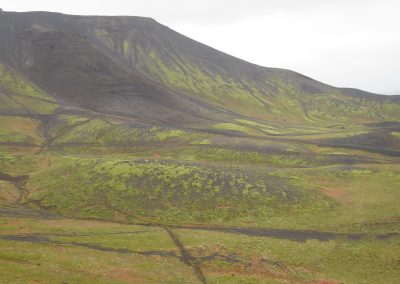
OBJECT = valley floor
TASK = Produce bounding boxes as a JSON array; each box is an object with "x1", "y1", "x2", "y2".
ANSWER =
[
  {"x1": 0, "y1": 208, "x2": 399, "y2": 284},
  {"x1": 1, "y1": 102, "x2": 400, "y2": 283}
]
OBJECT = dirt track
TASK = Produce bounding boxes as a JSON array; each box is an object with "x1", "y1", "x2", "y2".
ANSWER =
[
  {"x1": 173, "y1": 224, "x2": 399, "y2": 242},
  {"x1": 0, "y1": 207, "x2": 399, "y2": 284},
  {"x1": 0, "y1": 233, "x2": 242, "y2": 268}
]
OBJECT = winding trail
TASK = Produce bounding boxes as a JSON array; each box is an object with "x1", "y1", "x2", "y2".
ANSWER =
[
  {"x1": 170, "y1": 224, "x2": 399, "y2": 242},
  {"x1": 0, "y1": 204, "x2": 399, "y2": 283},
  {"x1": 105, "y1": 204, "x2": 207, "y2": 284},
  {"x1": 2, "y1": 206, "x2": 397, "y2": 243},
  {"x1": 0, "y1": 233, "x2": 242, "y2": 265},
  {"x1": 164, "y1": 227, "x2": 207, "y2": 283}
]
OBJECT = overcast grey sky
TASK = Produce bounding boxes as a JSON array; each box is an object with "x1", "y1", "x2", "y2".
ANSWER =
[{"x1": 2, "y1": 0, "x2": 399, "y2": 94}]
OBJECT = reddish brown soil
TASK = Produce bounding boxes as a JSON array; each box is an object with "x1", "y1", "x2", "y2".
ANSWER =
[
  {"x1": 323, "y1": 187, "x2": 349, "y2": 204},
  {"x1": 152, "y1": 153, "x2": 161, "y2": 159},
  {"x1": 317, "y1": 280, "x2": 341, "y2": 284},
  {"x1": 110, "y1": 268, "x2": 142, "y2": 283}
]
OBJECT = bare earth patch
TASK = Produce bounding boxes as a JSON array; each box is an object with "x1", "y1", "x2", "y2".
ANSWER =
[
  {"x1": 316, "y1": 280, "x2": 341, "y2": 284},
  {"x1": 323, "y1": 187, "x2": 350, "y2": 204},
  {"x1": 109, "y1": 268, "x2": 143, "y2": 283}
]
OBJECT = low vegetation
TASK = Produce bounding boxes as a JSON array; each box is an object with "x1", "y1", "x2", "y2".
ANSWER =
[{"x1": 0, "y1": 15, "x2": 399, "y2": 282}]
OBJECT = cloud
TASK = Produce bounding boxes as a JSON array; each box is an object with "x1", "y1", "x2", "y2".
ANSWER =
[{"x1": 0, "y1": 0, "x2": 376, "y2": 24}]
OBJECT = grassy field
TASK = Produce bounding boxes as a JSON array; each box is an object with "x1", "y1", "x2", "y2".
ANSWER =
[
  {"x1": 1, "y1": 118, "x2": 399, "y2": 283},
  {"x1": 0, "y1": 67, "x2": 399, "y2": 283}
]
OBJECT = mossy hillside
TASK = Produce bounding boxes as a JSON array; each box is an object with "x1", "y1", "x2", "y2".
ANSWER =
[
  {"x1": 28, "y1": 157, "x2": 331, "y2": 225},
  {"x1": 136, "y1": 48, "x2": 400, "y2": 126},
  {"x1": 93, "y1": 27, "x2": 119, "y2": 55},
  {"x1": 234, "y1": 118, "x2": 345, "y2": 136},
  {"x1": 0, "y1": 64, "x2": 54, "y2": 102},
  {"x1": 0, "y1": 64, "x2": 58, "y2": 114},
  {"x1": 164, "y1": 146, "x2": 309, "y2": 167},
  {"x1": 141, "y1": 49, "x2": 400, "y2": 125},
  {"x1": 74, "y1": 20, "x2": 400, "y2": 128},
  {"x1": 0, "y1": 148, "x2": 36, "y2": 175},
  {"x1": 303, "y1": 92, "x2": 400, "y2": 123},
  {"x1": 0, "y1": 93, "x2": 26, "y2": 112},
  {"x1": 212, "y1": 123, "x2": 261, "y2": 136},
  {"x1": 142, "y1": 49, "x2": 279, "y2": 120},
  {"x1": 0, "y1": 181, "x2": 19, "y2": 206},
  {"x1": 8, "y1": 95, "x2": 58, "y2": 114},
  {"x1": 45, "y1": 119, "x2": 385, "y2": 168},
  {"x1": 285, "y1": 130, "x2": 372, "y2": 142},
  {"x1": 122, "y1": 40, "x2": 130, "y2": 57},
  {"x1": 0, "y1": 129, "x2": 27, "y2": 144},
  {"x1": 0, "y1": 116, "x2": 42, "y2": 144},
  {"x1": 0, "y1": 89, "x2": 57, "y2": 115},
  {"x1": 268, "y1": 76, "x2": 400, "y2": 123},
  {"x1": 234, "y1": 118, "x2": 290, "y2": 135},
  {"x1": 148, "y1": 127, "x2": 186, "y2": 142},
  {"x1": 46, "y1": 114, "x2": 93, "y2": 138},
  {"x1": 391, "y1": 131, "x2": 400, "y2": 138},
  {"x1": 261, "y1": 76, "x2": 312, "y2": 123},
  {"x1": 47, "y1": 141, "x2": 364, "y2": 169},
  {"x1": 214, "y1": 120, "x2": 325, "y2": 136},
  {"x1": 47, "y1": 142, "x2": 307, "y2": 167},
  {"x1": 53, "y1": 119, "x2": 192, "y2": 145}
]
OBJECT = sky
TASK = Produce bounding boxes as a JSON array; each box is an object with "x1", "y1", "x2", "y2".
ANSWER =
[{"x1": 1, "y1": 0, "x2": 399, "y2": 94}]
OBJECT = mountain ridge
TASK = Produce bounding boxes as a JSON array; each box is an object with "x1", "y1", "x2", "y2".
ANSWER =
[
  {"x1": 1, "y1": 11, "x2": 396, "y2": 98},
  {"x1": 1, "y1": 10, "x2": 400, "y2": 133}
]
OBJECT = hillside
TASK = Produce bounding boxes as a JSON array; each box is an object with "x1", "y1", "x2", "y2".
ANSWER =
[
  {"x1": 1, "y1": 11, "x2": 400, "y2": 126},
  {"x1": 0, "y1": 11, "x2": 399, "y2": 284}
]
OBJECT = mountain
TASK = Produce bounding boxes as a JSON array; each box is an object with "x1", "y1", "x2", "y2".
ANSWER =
[
  {"x1": 1, "y1": 11, "x2": 400, "y2": 284},
  {"x1": 1, "y1": 11, "x2": 399, "y2": 129}
]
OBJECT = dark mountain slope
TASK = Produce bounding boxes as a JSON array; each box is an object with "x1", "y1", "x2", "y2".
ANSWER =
[
  {"x1": 0, "y1": 11, "x2": 399, "y2": 128},
  {"x1": 17, "y1": 29, "x2": 234, "y2": 126}
]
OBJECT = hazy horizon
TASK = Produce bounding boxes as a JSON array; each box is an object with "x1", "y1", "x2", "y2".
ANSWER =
[{"x1": 1, "y1": 0, "x2": 399, "y2": 94}]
